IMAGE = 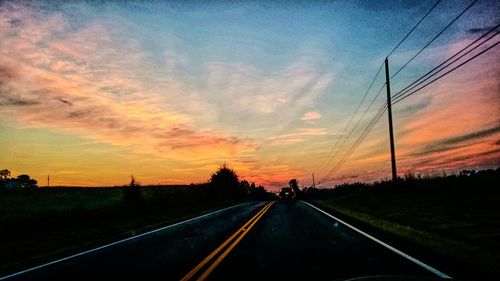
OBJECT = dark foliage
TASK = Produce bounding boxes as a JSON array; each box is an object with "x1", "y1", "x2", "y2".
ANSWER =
[
  {"x1": 289, "y1": 179, "x2": 301, "y2": 199},
  {"x1": 0, "y1": 170, "x2": 37, "y2": 189},
  {"x1": 209, "y1": 164, "x2": 240, "y2": 190},
  {"x1": 0, "y1": 169, "x2": 10, "y2": 181},
  {"x1": 249, "y1": 183, "x2": 275, "y2": 201},
  {"x1": 240, "y1": 180, "x2": 250, "y2": 194},
  {"x1": 15, "y1": 175, "x2": 38, "y2": 189},
  {"x1": 208, "y1": 164, "x2": 246, "y2": 201},
  {"x1": 121, "y1": 175, "x2": 142, "y2": 206},
  {"x1": 301, "y1": 168, "x2": 500, "y2": 200}
]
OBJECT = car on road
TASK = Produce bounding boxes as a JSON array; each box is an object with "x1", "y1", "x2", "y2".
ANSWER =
[{"x1": 279, "y1": 187, "x2": 296, "y2": 202}]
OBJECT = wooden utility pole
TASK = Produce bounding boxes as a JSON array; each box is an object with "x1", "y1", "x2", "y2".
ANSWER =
[
  {"x1": 47, "y1": 175, "x2": 50, "y2": 188},
  {"x1": 385, "y1": 58, "x2": 398, "y2": 181},
  {"x1": 312, "y1": 173, "x2": 316, "y2": 188}
]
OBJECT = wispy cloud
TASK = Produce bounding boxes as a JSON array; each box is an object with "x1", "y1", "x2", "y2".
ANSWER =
[
  {"x1": 267, "y1": 128, "x2": 328, "y2": 145},
  {"x1": 0, "y1": 2, "x2": 337, "y2": 188},
  {"x1": 301, "y1": 111, "x2": 321, "y2": 121},
  {"x1": 0, "y1": 4, "x2": 255, "y2": 162},
  {"x1": 1, "y1": 1, "x2": 498, "y2": 188},
  {"x1": 411, "y1": 125, "x2": 500, "y2": 157},
  {"x1": 390, "y1": 37, "x2": 500, "y2": 174}
]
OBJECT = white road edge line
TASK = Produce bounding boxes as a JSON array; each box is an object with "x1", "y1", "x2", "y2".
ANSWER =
[
  {"x1": 0, "y1": 202, "x2": 249, "y2": 281},
  {"x1": 302, "y1": 201, "x2": 452, "y2": 279}
]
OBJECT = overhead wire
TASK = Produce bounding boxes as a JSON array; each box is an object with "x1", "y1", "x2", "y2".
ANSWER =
[
  {"x1": 317, "y1": 83, "x2": 386, "y2": 183},
  {"x1": 315, "y1": 63, "x2": 384, "y2": 177},
  {"x1": 318, "y1": 103, "x2": 388, "y2": 184},
  {"x1": 392, "y1": 25, "x2": 500, "y2": 101},
  {"x1": 386, "y1": 0, "x2": 443, "y2": 57},
  {"x1": 390, "y1": 0, "x2": 480, "y2": 79},
  {"x1": 393, "y1": 39, "x2": 500, "y2": 104},
  {"x1": 313, "y1": 0, "x2": 447, "y2": 186},
  {"x1": 312, "y1": 0, "x2": 490, "y2": 187},
  {"x1": 317, "y1": 84, "x2": 385, "y2": 183},
  {"x1": 317, "y1": 32, "x2": 499, "y2": 185}
]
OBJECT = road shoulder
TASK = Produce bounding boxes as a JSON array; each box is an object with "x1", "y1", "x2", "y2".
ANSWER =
[{"x1": 307, "y1": 200, "x2": 493, "y2": 281}]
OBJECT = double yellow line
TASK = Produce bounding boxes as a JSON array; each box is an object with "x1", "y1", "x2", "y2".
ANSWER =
[{"x1": 180, "y1": 201, "x2": 275, "y2": 281}]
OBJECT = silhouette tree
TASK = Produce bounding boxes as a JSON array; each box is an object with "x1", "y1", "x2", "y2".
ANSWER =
[
  {"x1": 250, "y1": 184, "x2": 272, "y2": 200},
  {"x1": 240, "y1": 180, "x2": 250, "y2": 194},
  {"x1": 122, "y1": 175, "x2": 142, "y2": 206},
  {"x1": 0, "y1": 169, "x2": 11, "y2": 188},
  {"x1": 130, "y1": 175, "x2": 140, "y2": 188},
  {"x1": 15, "y1": 174, "x2": 38, "y2": 188},
  {"x1": 289, "y1": 179, "x2": 300, "y2": 197},
  {"x1": 459, "y1": 169, "x2": 476, "y2": 177},
  {"x1": 0, "y1": 169, "x2": 10, "y2": 180},
  {"x1": 210, "y1": 164, "x2": 240, "y2": 191}
]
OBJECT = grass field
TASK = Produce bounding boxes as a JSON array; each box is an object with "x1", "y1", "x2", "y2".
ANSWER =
[
  {"x1": 0, "y1": 186, "x2": 245, "y2": 275},
  {"x1": 311, "y1": 170, "x2": 500, "y2": 278}
]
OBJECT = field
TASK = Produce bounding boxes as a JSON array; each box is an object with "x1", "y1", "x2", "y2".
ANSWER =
[
  {"x1": 0, "y1": 185, "x2": 245, "y2": 275},
  {"x1": 311, "y1": 169, "x2": 500, "y2": 278}
]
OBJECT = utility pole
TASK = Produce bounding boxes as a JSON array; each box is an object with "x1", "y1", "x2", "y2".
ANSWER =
[
  {"x1": 312, "y1": 173, "x2": 316, "y2": 188},
  {"x1": 47, "y1": 175, "x2": 50, "y2": 188},
  {"x1": 385, "y1": 58, "x2": 398, "y2": 181}
]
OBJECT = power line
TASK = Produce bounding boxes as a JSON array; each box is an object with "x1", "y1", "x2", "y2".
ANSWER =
[
  {"x1": 393, "y1": 25, "x2": 500, "y2": 101},
  {"x1": 387, "y1": 0, "x2": 443, "y2": 57},
  {"x1": 316, "y1": 63, "x2": 384, "y2": 176},
  {"x1": 318, "y1": 104, "x2": 388, "y2": 184},
  {"x1": 318, "y1": 97, "x2": 385, "y2": 182},
  {"x1": 393, "y1": 39, "x2": 499, "y2": 104},
  {"x1": 329, "y1": 105, "x2": 387, "y2": 178},
  {"x1": 314, "y1": 0, "x2": 446, "y2": 185},
  {"x1": 319, "y1": 29, "x2": 500, "y2": 185},
  {"x1": 317, "y1": 83, "x2": 386, "y2": 183},
  {"x1": 330, "y1": 104, "x2": 387, "y2": 180},
  {"x1": 391, "y1": 0, "x2": 480, "y2": 79},
  {"x1": 312, "y1": 0, "x2": 490, "y2": 187},
  {"x1": 330, "y1": 84, "x2": 386, "y2": 160}
]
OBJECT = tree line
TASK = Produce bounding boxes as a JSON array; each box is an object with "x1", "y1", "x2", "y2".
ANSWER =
[
  {"x1": 0, "y1": 169, "x2": 38, "y2": 189},
  {"x1": 208, "y1": 163, "x2": 270, "y2": 199},
  {"x1": 297, "y1": 168, "x2": 500, "y2": 200},
  {"x1": 122, "y1": 164, "x2": 275, "y2": 205}
]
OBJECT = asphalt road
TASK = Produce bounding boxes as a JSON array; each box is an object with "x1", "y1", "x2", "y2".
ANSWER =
[{"x1": 2, "y1": 201, "x2": 446, "y2": 281}]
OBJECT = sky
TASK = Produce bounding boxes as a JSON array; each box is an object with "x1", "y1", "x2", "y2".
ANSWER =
[{"x1": 0, "y1": 0, "x2": 499, "y2": 189}]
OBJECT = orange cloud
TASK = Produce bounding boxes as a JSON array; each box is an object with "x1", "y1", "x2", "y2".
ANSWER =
[
  {"x1": 301, "y1": 111, "x2": 321, "y2": 121},
  {"x1": 393, "y1": 38, "x2": 500, "y2": 173},
  {"x1": 0, "y1": 4, "x2": 255, "y2": 164},
  {"x1": 316, "y1": 38, "x2": 500, "y2": 185}
]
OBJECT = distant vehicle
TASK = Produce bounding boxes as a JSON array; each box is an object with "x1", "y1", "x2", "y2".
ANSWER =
[{"x1": 279, "y1": 187, "x2": 296, "y2": 202}]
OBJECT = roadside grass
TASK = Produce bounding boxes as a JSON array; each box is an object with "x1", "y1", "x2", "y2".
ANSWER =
[
  {"x1": 0, "y1": 186, "x2": 245, "y2": 275},
  {"x1": 313, "y1": 178, "x2": 500, "y2": 277}
]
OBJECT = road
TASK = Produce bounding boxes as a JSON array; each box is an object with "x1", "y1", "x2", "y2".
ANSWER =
[{"x1": 1, "y1": 201, "x2": 447, "y2": 281}]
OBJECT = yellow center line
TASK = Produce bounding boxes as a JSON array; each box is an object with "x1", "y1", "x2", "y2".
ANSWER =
[
  {"x1": 196, "y1": 201, "x2": 275, "y2": 281},
  {"x1": 180, "y1": 202, "x2": 274, "y2": 281}
]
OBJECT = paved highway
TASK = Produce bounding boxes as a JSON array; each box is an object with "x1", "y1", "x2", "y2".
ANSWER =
[{"x1": 1, "y1": 201, "x2": 448, "y2": 281}]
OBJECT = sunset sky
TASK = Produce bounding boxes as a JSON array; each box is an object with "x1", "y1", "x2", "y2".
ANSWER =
[{"x1": 1, "y1": 0, "x2": 499, "y2": 189}]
